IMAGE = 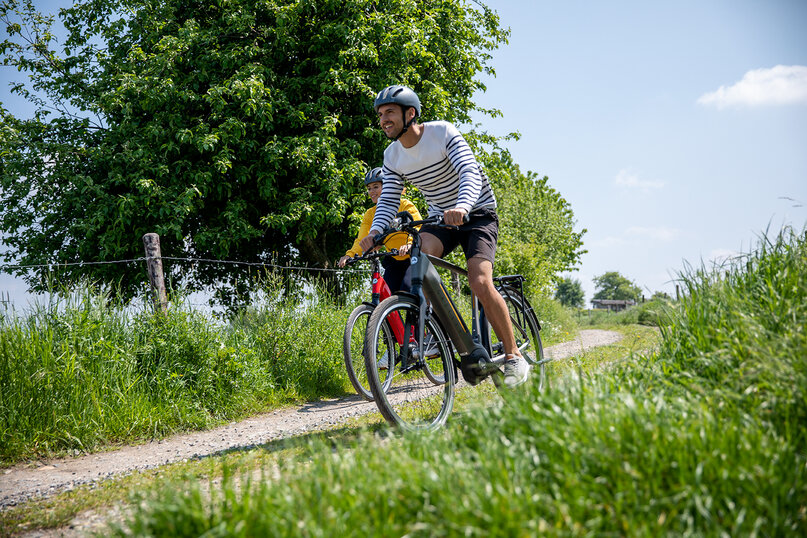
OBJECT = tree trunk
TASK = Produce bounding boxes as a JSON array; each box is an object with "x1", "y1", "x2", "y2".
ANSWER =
[{"x1": 299, "y1": 232, "x2": 345, "y2": 299}]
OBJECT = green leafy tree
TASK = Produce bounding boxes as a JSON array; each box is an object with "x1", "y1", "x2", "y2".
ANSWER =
[
  {"x1": 554, "y1": 276, "x2": 584, "y2": 308},
  {"x1": 0, "y1": 0, "x2": 509, "y2": 298},
  {"x1": 592, "y1": 271, "x2": 642, "y2": 302},
  {"x1": 476, "y1": 147, "x2": 586, "y2": 298}
]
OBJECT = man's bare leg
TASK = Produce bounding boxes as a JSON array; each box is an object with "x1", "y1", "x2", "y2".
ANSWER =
[
  {"x1": 420, "y1": 233, "x2": 444, "y2": 258},
  {"x1": 421, "y1": 236, "x2": 529, "y2": 385},
  {"x1": 466, "y1": 257, "x2": 520, "y2": 357},
  {"x1": 421, "y1": 237, "x2": 519, "y2": 356}
]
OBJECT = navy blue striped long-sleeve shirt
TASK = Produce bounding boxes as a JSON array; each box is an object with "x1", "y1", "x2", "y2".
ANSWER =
[{"x1": 370, "y1": 121, "x2": 497, "y2": 233}]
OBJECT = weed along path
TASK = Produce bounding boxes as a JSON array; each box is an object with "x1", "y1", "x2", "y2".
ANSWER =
[{"x1": 1, "y1": 329, "x2": 622, "y2": 510}]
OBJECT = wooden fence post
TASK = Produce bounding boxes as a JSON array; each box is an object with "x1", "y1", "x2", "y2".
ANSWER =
[{"x1": 143, "y1": 233, "x2": 168, "y2": 313}]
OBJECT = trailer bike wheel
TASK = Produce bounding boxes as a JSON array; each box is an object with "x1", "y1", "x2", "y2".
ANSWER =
[{"x1": 343, "y1": 304, "x2": 394, "y2": 400}]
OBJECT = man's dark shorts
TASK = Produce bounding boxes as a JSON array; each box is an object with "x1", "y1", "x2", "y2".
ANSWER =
[{"x1": 421, "y1": 208, "x2": 499, "y2": 263}]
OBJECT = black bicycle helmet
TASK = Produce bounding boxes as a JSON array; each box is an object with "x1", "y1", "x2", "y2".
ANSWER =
[
  {"x1": 364, "y1": 167, "x2": 384, "y2": 185},
  {"x1": 374, "y1": 85, "x2": 421, "y2": 117}
]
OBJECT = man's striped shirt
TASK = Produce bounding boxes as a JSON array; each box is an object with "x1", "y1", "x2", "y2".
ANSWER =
[{"x1": 370, "y1": 120, "x2": 497, "y2": 232}]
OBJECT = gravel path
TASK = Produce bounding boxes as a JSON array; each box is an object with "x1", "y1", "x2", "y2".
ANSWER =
[{"x1": 2, "y1": 329, "x2": 621, "y2": 526}]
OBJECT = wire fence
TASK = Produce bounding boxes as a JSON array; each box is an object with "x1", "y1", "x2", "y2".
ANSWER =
[
  {"x1": 0, "y1": 256, "x2": 362, "y2": 274},
  {"x1": 0, "y1": 255, "x2": 372, "y2": 312}
]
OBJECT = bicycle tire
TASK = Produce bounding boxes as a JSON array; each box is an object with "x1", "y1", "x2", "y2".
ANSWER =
[
  {"x1": 486, "y1": 286, "x2": 547, "y2": 390},
  {"x1": 364, "y1": 295, "x2": 456, "y2": 431},
  {"x1": 343, "y1": 304, "x2": 394, "y2": 400}
]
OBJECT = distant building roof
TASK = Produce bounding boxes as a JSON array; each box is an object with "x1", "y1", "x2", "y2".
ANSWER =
[{"x1": 590, "y1": 298, "x2": 637, "y2": 311}]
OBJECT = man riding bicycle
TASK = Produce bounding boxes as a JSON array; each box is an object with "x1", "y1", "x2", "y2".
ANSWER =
[{"x1": 358, "y1": 84, "x2": 530, "y2": 387}]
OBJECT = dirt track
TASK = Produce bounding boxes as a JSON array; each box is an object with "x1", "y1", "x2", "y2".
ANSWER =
[{"x1": 1, "y1": 329, "x2": 622, "y2": 525}]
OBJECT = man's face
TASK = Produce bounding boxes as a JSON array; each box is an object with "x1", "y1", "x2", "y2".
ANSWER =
[
  {"x1": 366, "y1": 181, "x2": 383, "y2": 204},
  {"x1": 377, "y1": 104, "x2": 407, "y2": 139}
]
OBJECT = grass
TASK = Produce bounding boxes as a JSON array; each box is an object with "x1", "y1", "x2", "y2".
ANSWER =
[
  {"x1": 0, "y1": 268, "x2": 575, "y2": 466},
  {"x1": 0, "y1": 308, "x2": 637, "y2": 536},
  {"x1": 0, "y1": 279, "x2": 353, "y2": 465},
  {"x1": 105, "y1": 226, "x2": 806, "y2": 536}
]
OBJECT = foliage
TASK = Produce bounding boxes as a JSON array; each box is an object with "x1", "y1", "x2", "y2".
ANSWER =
[
  {"x1": 592, "y1": 270, "x2": 641, "y2": 302},
  {"x1": 527, "y1": 293, "x2": 578, "y2": 344},
  {"x1": 113, "y1": 227, "x2": 807, "y2": 537},
  {"x1": 0, "y1": 276, "x2": 348, "y2": 464},
  {"x1": 0, "y1": 267, "x2": 579, "y2": 465},
  {"x1": 554, "y1": 275, "x2": 584, "y2": 308},
  {"x1": 654, "y1": 226, "x2": 807, "y2": 438},
  {"x1": 476, "y1": 148, "x2": 586, "y2": 297},
  {"x1": 651, "y1": 290, "x2": 671, "y2": 301},
  {"x1": 0, "y1": 0, "x2": 509, "y2": 299}
]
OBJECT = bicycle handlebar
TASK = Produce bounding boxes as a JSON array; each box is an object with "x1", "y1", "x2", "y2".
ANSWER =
[
  {"x1": 344, "y1": 248, "x2": 399, "y2": 266},
  {"x1": 372, "y1": 212, "x2": 466, "y2": 247}
]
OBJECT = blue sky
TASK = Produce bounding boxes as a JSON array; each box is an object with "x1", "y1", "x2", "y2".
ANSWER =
[
  {"x1": 2, "y1": 0, "x2": 807, "y2": 306},
  {"x1": 472, "y1": 0, "x2": 807, "y2": 301}
]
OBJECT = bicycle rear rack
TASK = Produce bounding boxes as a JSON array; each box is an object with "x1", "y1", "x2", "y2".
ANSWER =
[{"x1": 493, "y1": 274, "x2": 540, "y2": 331}]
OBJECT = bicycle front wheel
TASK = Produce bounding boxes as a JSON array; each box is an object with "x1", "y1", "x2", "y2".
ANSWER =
[
  {"x1": 364, "y1": 295, "x2": 456, "y2": 431},
  {"x1": 343, "y1": 304, "x2": 393, "y2": 400}
]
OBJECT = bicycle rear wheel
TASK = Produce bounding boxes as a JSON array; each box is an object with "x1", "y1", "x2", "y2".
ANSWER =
[
  {"x1": 364, "y1": 295, "x2": 456, "y2": 431},
  {"x1": 487, "y1": 286, "x2": 546, "y2": 390},
  {"x1": 343, "y1": 304, "x2": 393, "y2": 400}
]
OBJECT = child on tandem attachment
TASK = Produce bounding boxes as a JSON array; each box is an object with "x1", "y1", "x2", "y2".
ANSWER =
[{"x1": 337, "y1": 167, "x2": 421, "y2": 294}]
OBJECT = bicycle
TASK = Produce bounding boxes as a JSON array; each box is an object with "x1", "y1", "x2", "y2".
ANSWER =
[
  {"x1": 362, "y1": 212, "x2": 546, "y2": 431},
  {"x1": 342, "y1": 250, "x2": 443, "y2": 400},
  {"x1": 342, "y1": 250, "x2": 399, "y2": 400}
]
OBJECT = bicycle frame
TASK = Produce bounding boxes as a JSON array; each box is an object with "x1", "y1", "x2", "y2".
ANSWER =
[
  {"x1": 391, "y1": 216, "x2": 497, "y2": 385},
  {"x1": 427, "y1": 256, "x2": 539, "y2": 361},
  {"x1": 367, "y1": 256, "x2": 392, "y2": 306},
  {"x1": 349, "y1": 251, "x2": 411, "y2": 348}
]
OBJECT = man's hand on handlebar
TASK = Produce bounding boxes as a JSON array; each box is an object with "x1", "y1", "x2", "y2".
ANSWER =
[
  {"x1": 337, "y1": 255, "x2": 351, "y2": 268},
  {"x1": 443, "y1": 207, "x2": 468, "y2": 227}
]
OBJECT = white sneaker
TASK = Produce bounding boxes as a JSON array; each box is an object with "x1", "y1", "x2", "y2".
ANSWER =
[
  {"x1": 378, "y1": 350, "x2": 389, "y2": 370},
  {"x1": 503, "y1": 355, "x2": 530, "y2": 387},
  {"x1": 411, "y1": 335, "x2": 440, "y2": 359}
]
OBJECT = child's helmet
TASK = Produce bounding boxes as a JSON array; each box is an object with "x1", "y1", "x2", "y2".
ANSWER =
[{"x1": 364, "y1": 167, "x2": 384, "y2": 185}]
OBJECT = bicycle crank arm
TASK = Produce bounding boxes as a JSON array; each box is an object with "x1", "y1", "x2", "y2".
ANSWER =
[{"x1": 459, "y1": 344, "x2": 498, "y2": 386}]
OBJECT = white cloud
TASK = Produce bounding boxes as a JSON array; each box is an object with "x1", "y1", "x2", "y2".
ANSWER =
[
  {"x1": 591, "y1": 236, "x2": 627, "y2": 248},
  {"x1": 625, "y1": 226, "x2": 681, "y2": 242},
  {"x1": 614, "y1": 169, "x2": 664, "y2": 192},
  {"x1": 697, "y1": 65, "x2": 807, "y2": 109},
  {"x1": 708, "y1": 248, "x2": 741, "y2": 265}
]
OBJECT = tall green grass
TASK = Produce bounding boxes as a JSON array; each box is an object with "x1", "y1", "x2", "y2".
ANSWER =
[
  {"x1": 116, "y1": 227, "x2": 806, "y2": 536},
  {"x1": 0, "y1": 264, "x2": 562, "y2": 466},
  {"x1": 0, "y1": 281, "x2": 350, "y2": 465}
]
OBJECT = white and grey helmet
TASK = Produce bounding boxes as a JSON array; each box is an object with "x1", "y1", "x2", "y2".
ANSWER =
[{"x1": 374, "y1": 85, "x2": 421, "y2": 117}]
